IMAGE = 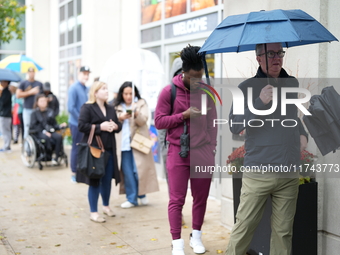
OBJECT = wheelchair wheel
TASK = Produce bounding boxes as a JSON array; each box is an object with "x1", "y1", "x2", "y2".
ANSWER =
[
  {"x1": 21, "y1": 136, "x2": 36, "y2": 168},
  {"x1": 58, "y1": 154, "x2": 68, "y2": 167}
]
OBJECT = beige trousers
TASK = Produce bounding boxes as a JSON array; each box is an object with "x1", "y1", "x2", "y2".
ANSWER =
[{"x1": 226, "y1": 173, "x2": 299, "y2": 255}]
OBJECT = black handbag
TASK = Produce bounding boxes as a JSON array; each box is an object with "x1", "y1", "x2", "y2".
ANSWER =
[{"x1": 77, "y1": 125, "x2": 106, "y2": 179}]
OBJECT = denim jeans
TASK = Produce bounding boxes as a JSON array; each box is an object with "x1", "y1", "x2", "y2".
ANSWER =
[
  {"x1": 88, "y1": 151, "x2": 114, "y2": 212},
  {"x1": 22, "y1": 108, "x2": 33, "y2": 139},
  {"x1": 121, "y1": 150, "x2": 145, "y2": 205},
  {"x1": 0, "y1": 117, "x2": 12, "y2": 150},
  {"x1": 70, "y1": 124, "x2": 83, "y2": 173}
]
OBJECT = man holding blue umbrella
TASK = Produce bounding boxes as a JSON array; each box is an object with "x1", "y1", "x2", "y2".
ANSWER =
[
  {"x1": 227, "y1": 43, "x2": 308, "y2": 255},
  {"x1": 16, "y1": 67, "x2": 43, "y2": 139}
]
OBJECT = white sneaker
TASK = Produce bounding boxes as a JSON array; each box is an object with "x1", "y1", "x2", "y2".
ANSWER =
[
  {"x1": 120, "y1": 201, "x2": 135, "y2": 208},
  {"x1": 51, "y1": 159, "x2": 58, "y2": 166},
  {"x1": 172, "y1": 239, "x2": 185, "y2": 255},
  {"x1": 190, "y1": 230, "x2": 205, "y2": 254},
  {"x1": 139, "y1": 196, "x2": 148, "y2": 205}
]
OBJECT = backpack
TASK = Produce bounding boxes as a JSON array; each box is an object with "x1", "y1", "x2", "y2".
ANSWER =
[{"x1": 164, "y1": 82, "x2": 177, "y2": 146}]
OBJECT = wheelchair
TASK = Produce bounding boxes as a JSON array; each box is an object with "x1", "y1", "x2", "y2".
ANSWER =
[{"x1": 21, "y1": 130, "x2": 68, "y2": 170}]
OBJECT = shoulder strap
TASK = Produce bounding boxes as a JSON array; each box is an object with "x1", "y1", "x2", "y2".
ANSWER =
[
  {"x1": 87, "y1": 124, "x2": 95, "y2": 145},
  {"x1": 170, "y1": 81, "x2": 176, "y2": 114},
  {"x1": 164, "y1": 82, "x2": 177, "y2": 146}
]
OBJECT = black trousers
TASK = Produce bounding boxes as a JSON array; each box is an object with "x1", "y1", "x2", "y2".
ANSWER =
[{"x1": 37, "y1": 132, "x2": 63, "y2": 159}]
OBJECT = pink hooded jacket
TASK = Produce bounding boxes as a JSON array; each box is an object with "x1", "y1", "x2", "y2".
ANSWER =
[{"x1": 154, "y1": 74, "x2": 217, "y2": 149}]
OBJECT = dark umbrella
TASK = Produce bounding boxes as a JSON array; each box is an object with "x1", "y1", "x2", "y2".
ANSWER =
[
  {"x1": 0, "y1": 68, "x2": 22, "y2": 82},
  {"x1": 199, "y1": 9, "x2": 338, "y2": 82}
]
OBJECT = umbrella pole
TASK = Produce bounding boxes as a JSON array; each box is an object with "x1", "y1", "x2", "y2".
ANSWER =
[
  {"x1": 264, "y1": 44, "x2": 270, "y2": 85},
  {"x1": 201, "y1": 52, "x2": 211, "y2": 85}
]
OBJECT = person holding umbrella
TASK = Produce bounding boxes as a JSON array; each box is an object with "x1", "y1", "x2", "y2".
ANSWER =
[
  {"x1": 226, "y1": 43, "x2": 308, "y2": 255},
  {"x1": 16, "y1": 67, "x2": 43, "y2": 139}
]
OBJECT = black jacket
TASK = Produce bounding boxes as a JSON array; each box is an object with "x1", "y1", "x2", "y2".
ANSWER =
[
  {"x1": 77, "y1": 102, "x2": 122, "y2": 186},
  {"x1": 229, "y1": 67, "x2": 308, "y2": 168},
  {"x1": 46, "y1": 92, "x2": 60, "y2": 118},
  {"x1": 303, "y1": 86, "x2": 340, "y2": 156},
  {"x1": 29, "y1": 108, "x2": 60, "y2": 135},
  {"x1": 0, "y1": 86, "x2": 12, "y2": 117}
]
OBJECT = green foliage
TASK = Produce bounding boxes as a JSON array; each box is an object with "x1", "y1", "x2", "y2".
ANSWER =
[
  {"x1": 299, "y1": 175, "x2": 311, "y2": 185},
  {"x1": 56, "y1": 112, "x2": 72, "y2": 145},
  {"x1": 56, "y1": 111, "x2": 69, "y2": 124},
  {"x1": 0, "y1": 0, "x2": 33, "y2": 44}
]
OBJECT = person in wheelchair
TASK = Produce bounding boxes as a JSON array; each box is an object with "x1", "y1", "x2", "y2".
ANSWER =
[{"x1": 29, "y1": 94, "x2": 67, "y2": 166}]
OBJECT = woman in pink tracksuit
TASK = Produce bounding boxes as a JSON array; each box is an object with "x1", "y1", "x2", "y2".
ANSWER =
[{"x1": 155, "y1": 45, "x2": 217, "y2": 255}]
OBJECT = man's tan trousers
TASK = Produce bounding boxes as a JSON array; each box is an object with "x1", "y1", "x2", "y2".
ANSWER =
[{"x1": 225, "y1": 173, "x2": 299, "y2": 255}]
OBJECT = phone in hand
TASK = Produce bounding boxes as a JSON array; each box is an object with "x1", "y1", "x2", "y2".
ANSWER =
[{"x1": 126, "y1": 109, "x2": 132, "y2": 114}]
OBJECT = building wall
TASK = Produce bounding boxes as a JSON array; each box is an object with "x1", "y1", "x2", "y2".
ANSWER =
[
  {"x1": 221, "y1": 0, "x2": 340, "y2": 253},
  {"x1": 81, "y1": 0, "x2": 140, "y2": 82},
  {"x1": 25, "y1": 0, "x2": 51, "y2": 85}
]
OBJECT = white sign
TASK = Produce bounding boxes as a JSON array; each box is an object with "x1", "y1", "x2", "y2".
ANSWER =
[{"x1": 173, "y1": 17, "x2": 208, "y2": 36}]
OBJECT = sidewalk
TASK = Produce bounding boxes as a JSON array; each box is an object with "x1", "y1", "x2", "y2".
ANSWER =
[{"x1": 0, "y1": 143, "x2": 230, "y2": 255}]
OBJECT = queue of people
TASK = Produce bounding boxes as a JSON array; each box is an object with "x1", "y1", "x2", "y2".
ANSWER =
[{"x1": 0, "y1": 41, "x2": 308, "y2": 255}]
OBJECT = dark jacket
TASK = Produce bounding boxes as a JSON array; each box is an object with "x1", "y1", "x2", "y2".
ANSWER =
[
  {"x1": 77, "y1": 102, "x2": 122, "y2": 186},
  {"x1": 229, "y1": 67, "x2": 308, "y2": 168},
  {"x1": 303, "y1": 86, "x2": 340, "y2": 156},
  {"x1": 46, "y1": 92, "x2": 60, "y2": 118},
  {"x1": 0, "y1": 86, "x2": 12, "y2": 117},
  {"x1": 29, "y1": 108, "x2": 60, "y2": 135}
]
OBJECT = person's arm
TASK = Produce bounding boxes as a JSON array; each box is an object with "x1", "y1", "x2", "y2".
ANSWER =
[
  {"x1": 112, "y1": 108, "x2": 122, "y2": 133},
  {"x1": 229, "y1": 82, "x2": 270, "y2": 134},
  {"x1": 134, "y1": 100, "x2": 148, "y2": 127},
  {"x1": 67, "y1": 86, "x2": 80, "y2": 122},
  {"x1": 29, "y1": 111, "x2": 41, "y2": 134},
  {"x1": 16, "y1": 82, "x2": 40, "y2": 99},
  {"x1": 78, "y1": 104, "x2": 95, "y2": 134},
  {"x1": 154, "y1": 86, "x2": 184, "y2": 130},
  {"x1": 16, "y1": 88, "x2": 35, "y2": 99}
]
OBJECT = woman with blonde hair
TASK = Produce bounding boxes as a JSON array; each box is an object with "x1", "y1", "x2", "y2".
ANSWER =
[{"x1": 77, "y1": 81, "x2": 122, "y2": 222}]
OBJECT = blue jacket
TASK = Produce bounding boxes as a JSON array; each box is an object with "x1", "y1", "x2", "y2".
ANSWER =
[{"x1": 67, "y1": 81, "x2": 88, "y2": 126}]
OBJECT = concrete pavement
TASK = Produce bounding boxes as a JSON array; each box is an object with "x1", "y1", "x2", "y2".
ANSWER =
[{"x1": 0, "y1": 143, "x2": 230, "y2": 255}]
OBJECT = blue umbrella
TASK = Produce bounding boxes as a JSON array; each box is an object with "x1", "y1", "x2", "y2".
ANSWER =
[
  {"x1": 199, "y1": 9, "x2": 338, "y2": 54},
  {"x1": 0, "y1": 68, "x2": 22, "y2": 82},
  {"x1": 199, "y1": 9, "x2": 338, "y2": 84}
]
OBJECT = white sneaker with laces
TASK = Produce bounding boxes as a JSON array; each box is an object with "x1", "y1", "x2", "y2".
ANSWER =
[
  {"x1": 172, "y1": 239, "x2": 185, "y2": 255},
  {"x1": 139, "y1": 196, "x2": 148, "y2": 205},
  {"x1": 120, "y1": 201, "x2": 135, "y2": 208},
  {"x1": 190, "y1": 230, "x2": 205, "y2": 254}
]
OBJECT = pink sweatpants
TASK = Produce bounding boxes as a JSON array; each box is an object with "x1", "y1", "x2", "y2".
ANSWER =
[{"x1": 167, "y1": 144, "x2": 212, "y2": 240}]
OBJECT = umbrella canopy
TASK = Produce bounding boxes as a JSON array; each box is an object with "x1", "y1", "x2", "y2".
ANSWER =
[
  {"x1": 100, "y1": 48, "x2": 164, "y2": 110},
  {"x1": 199, "y1": 9, "x2": 338, "y2": 54},
  {"x1": 0, "y1": 54, "x2": 43, "y2": 73},
  {"x1": 0, "y1": 68, "x2": 22, "y2": 82}
]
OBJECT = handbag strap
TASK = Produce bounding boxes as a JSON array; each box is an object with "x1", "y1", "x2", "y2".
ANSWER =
[
  {"x1": 95, "y1": 135, "x2": 105, "y2": 152},
  {"x1": 88, "y1": 124, "x2": 105, "y2": 152},
  {"x1": 87, "y1": 124, "x2": 96, "y2": 145}
]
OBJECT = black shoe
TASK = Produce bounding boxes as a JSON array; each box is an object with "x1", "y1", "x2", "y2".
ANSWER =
[{"x1": 13, "y1": 140, "x2": 18, "y2": 144}]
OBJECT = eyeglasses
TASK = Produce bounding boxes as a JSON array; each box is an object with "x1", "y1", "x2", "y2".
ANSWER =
[{"x1": 258, "y1": 50, "x2": 285, "y2": 58}]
